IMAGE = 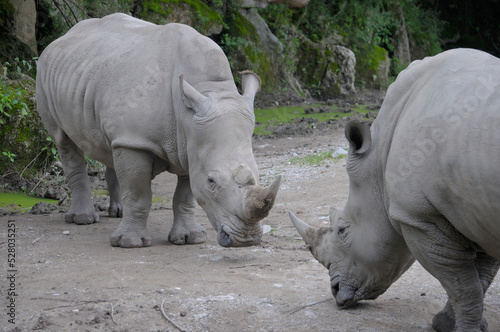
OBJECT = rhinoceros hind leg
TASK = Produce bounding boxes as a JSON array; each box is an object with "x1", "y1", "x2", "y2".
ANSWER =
[
  {"x1": 54, "y1": 130, "x2": 98, "y2": 225},
  {"x1": 168, "y1": 175, "x2": 207, "y2": 245},
  {"x1": 109, "y1": 148, "x2": 153, "y2": 248},
  {"x1": 400, "y1": 219, "x2": 485, "y2": 332},
  {"x1": 105, "y1": 167, "x2": 123, "y2": 218}
]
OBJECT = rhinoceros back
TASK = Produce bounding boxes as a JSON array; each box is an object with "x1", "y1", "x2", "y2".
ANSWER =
[{"x1": 36, "y1": 13, "x2": 234, "y2": 171}]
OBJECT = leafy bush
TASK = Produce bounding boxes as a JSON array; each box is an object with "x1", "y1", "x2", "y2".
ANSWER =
[{"x1": 0, "y1": 60, "x2": 57, "y2": 175}]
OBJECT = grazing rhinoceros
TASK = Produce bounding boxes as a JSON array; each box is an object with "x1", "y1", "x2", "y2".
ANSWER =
[
  {"x1": 289, "y1": 48, "x2": 500, "y2": 332},
  {"x1": 36, "y1": 13, "x2": 280, "y2": 248}
]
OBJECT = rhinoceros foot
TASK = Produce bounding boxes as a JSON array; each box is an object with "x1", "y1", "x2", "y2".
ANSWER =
[
  {"x1": 432, "y1": 303, "x2": 488, "y2": 332},
  {"x1": 108, "y1": 203, "x2": 123, "y2": 218},
  {"x1": 432, "y1": 308, "x2": 455, "y2": 332},
  {"x1": 110, "y1": 225, "x2": 152, "y2": 248},
  {"x1": 65, "y1": 211, "x2": 99, "y2": 225},
  {"x1": 168, "y1": 222, "x2": 207, "y2": 245}
]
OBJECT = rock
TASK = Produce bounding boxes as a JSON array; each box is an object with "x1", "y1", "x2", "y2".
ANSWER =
[
  {"x1": 296, "y1": 37, "x2": 356, "y2": 99},
  {"x1": 356, "y1": 44, "x2": 390, "y2": 89},
  {"x1": 376, "y1": 54, "x2": 391, "y2": 88},
  {"x1": 30, "y1": 202, "x2": 59, "y2": 215},
  {"x1": 332, "y1": 147, "x2": 347, "y2": 158},
  {"x1": 324, "y1": 45, "x2": 356, "y2": 96},
  {"x1": 239, "y1": 8, "x2": 282, "y2": 58},
  {"x1": 391, "y1": 3, "x2": 411, "y2": 65},
  {"x1": 11, "y1": 0, "x2": 38, "y2": 55}
]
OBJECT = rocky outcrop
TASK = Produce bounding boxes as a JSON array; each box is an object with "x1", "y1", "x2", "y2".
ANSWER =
[
  {"x1": 12, "y1": 0, "x2": 37, "y2": 55},
  {"x1": 355, "y1": 44, "x2": 390, "y2": 89},
  {"x1": 296, "y1": 37, "x2": 356, "y2": 99},
  {"x1": 392, "y1": 3, "x2": 410, "y2": 65},
  {"x1": 322, "y1": 45, "x2": 356, "y2": 96}
]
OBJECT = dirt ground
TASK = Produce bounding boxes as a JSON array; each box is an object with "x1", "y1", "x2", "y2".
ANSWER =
[{"x1": 1, "y1": 128, "x2": 499, "y2": 332}]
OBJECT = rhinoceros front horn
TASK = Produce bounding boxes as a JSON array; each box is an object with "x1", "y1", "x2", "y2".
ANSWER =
[
  {"x1": 289, "y1": 211, "x2": 334, "y2": 269},
  {"x1": 289, "y1": 211, "x2": 316, "y2": 246},
  {"x1": 241, "y1": 176, "x2": 281, "y2": 224}
]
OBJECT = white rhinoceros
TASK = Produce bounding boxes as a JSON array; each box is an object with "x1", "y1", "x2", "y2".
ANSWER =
[
  {"x1": 36, "y1": 13, "x2": 280, "y2": 248},
  {"x1": 290, "y1": 48, "x2": 500, "y2": 332}
]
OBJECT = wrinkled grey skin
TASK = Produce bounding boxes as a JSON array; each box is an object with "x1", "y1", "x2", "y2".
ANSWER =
[
  {"x1": 36, "y1": 13, "x2": 280, "y2": 248},
  {"x1": 290, "y1": 49, "x2": 500, "y2": 332}
]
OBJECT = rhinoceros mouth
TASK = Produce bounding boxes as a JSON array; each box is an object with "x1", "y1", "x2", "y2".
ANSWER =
[
  {"x1": 217, "y1": 226, "x2": 232, "y2": 247},
  {"x1": 216, "y1": 223, "x2": 262, "y2": 247},
  {"x1": 331, "y1": 277, "x2": 387, "y2": 308}
]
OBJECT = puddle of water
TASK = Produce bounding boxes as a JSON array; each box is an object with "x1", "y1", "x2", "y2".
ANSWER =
[{"x1": 0, "y1": 192, "x2": 59, "y2": 211}]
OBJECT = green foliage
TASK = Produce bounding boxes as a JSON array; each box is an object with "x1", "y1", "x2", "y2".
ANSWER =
[
  {"x1": 139, "y1": 0, "x2": 224, "y2": 36},
  {"x1": 0, "y1": 0, "x2": 15, "y2": 29},
  {"x1": 0, "y1": 61, "x2": 57, "y2": 175}
]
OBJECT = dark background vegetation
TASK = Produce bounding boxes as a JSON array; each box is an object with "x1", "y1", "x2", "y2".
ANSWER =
[{"x1": 1, "y1": 0, "x2": 499, "y2": 176}]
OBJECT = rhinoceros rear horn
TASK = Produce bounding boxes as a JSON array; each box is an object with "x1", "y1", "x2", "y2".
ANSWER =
[
  {"x1": 240, "y1": 70, "x2": 261, "y2": 110},
  {"x1": 179, "y1": 74, "x2": 209, "y2": 111},
  {"x1": 242, "y1": 175, "x2": 281, "y2": 224}
]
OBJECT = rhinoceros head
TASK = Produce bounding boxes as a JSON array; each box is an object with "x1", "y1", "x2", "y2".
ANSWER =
[
  {"x1": 290, "y1": 120, "x2": 414, "y2": 307},
  {"x1": 179, "y1": 71, "x2": 281, "y2": 247}
]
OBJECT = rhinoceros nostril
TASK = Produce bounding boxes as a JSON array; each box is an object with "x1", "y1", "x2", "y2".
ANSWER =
[{"x1": 331, "y1": 282, "x2": 340, "y2": 298}]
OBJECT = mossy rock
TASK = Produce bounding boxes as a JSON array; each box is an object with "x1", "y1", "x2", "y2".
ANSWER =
[
  {"x1": 295, "y1": 37, "x2": 355, "y2": 100},
  {"x1": 355, "y1": 44, "x2": 390, "y2": 89},
  {"x1": 222, "y1": 10, "x2": 280, "y2": 93},
  {"x1": 138, "y1": 0, "x2": 223, "y2": 36}
]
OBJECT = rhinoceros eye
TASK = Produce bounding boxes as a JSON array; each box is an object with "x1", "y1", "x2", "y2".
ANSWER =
[
  {"x1": 336, "y1": 220, "x2": 350, "y2": 242},
  {"x1": 207, "y1": 176, "x2": 216, "y2": 187}
]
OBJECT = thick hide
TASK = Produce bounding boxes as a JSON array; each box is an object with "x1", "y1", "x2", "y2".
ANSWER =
[{"x1": 290, "y1": 48, "x2": 500, "y2": 332}]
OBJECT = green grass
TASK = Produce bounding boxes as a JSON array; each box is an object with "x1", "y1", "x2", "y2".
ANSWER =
[
  {"x1": 0, "y1": 192, "x2": 59, "y2": 212},
  {"x1": 152, "y1": 197, "x2": 170, "y2": 204},
  {"x1": 254, "y1": 104, "x2": 373, "y2": 135},
  {"x1": 289, "y1": 150, "x2": 347, "y2": 166}
]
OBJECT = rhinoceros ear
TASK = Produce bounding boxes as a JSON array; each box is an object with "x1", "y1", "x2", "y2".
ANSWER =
[
  {"x1": 329, "y1": 207, "x2": 343, "y2": 226},
  {"x1": 240, "y1": 71, "x2": 261, "y2": 110},
  {"x1": 179, "y1": 74, "x2": 210, "y2": 111},
  {"x1": 345, "y1": 120, "x2": 372, "y2": 155}
]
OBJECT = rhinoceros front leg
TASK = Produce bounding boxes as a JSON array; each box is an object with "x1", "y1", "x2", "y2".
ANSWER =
[
  {"x1": 168, "y1": 175, "x2": 207, "y2": 245},
  {"x1": 433, "y1": 252, "x2": 500, "y2": 332},
  {"x1": 55, "y1": 130, "x2": 99, "y2": 224},
  {"x1": 400, "y1": 220, "x2": 486, "y2": 332},
  {"x1": 105, "y1": 167, "x2": 123, "y2": 218},
  {"x1": 109, "y1": 148, "x2": 153, "y2": 248}
]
